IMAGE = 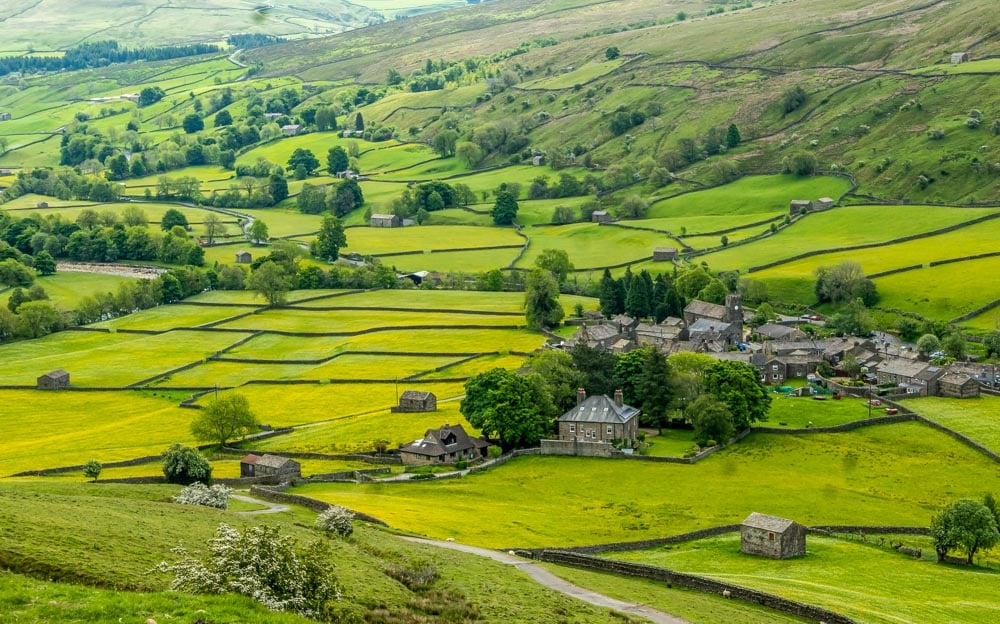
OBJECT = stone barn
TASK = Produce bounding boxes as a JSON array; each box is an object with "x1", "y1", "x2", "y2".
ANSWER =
[
  {"x1": 0, "y1": 112, "x2": 10, "y2": 121},
  {"x1": 234, "y1": 250, "x2": 252, "y2": 264},
  {"x1": 814, "y1": 197, "x2": 835, "y2": 210},
  {"x1": 789, "y1": 199, "x2": 812, "y2": 215},
  {"x1": 370, "y1": 213, "x2": 402, "y2": 228},
  {"x1": 532, "y1": 155, "x2": 545, "y2": 166},
  {"x1": 591, "y1": 210, "x2": 611, "y2": 224},
  {"x1": 281, "y1": 124, "x2": 303, "y2": 136},
  {"x1": 240, "y1": 454, "x2": 301, "y2": 479},
  {"x1": 653, "y1": 247, "x2": 678, "y2": 261},
  {"x1": 37, "y1": 369, "x2": 70, "y2": 390},
  {"x1": 950, "y1": 52, "x2": 969, "y2": 64},
  {"x1": 393, "y1": 390, "x2": 437, "y2": 412},
  {"x1": 938, "y1": 372, "x2": 980, "y2": 399},
  {"x1": 741, "y1": 512, "x2": 806, "y2": 559},
  {"x1": 36, "y1": 201, "x2": 49, "y2": 209}
]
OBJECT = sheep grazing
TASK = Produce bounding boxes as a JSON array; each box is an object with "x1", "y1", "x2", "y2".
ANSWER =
[{"x1": 722, "y1": 589, "x2": 731, "y2": 598}]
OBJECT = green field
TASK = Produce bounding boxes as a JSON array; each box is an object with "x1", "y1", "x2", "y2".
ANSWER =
[
  {"x1": 0, "y1": 271, "x2": 136, "y2": 311},
  {"x1": 873, "y1": 255, "x2": 1000, "y2": 324},
  {"x1": 290, "y1": 422, "x2": 1000, "y2": 548},
  {"x1": 92, "y1": 304, "x2": 250, "y2": 331},
  {"x1": 605, "y1": 533, "x2": 1000, "y2": 624},
  {"x1": 766, "y1": 392, "x2": 873, "y2": 428},
  {"x1": 215, "y1": 307, "x2": 524, "y2": 333},
  {"x1": 646, "y1": 176, "x2": 852, "y2": 219},
  {"x1": 343, "y1": 224, "x2": 522, "y2": 255},
  {"x1": 517, "y1": 222, "x2": 673, "y2": 270},
  {"x1": 904, "y1": 395, "x2": 1000, "y2": 453}
]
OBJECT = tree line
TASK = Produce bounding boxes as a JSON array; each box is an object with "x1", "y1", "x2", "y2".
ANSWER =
[{"x1": 0, "y1": 41, "x2": 220, "y2": 77}]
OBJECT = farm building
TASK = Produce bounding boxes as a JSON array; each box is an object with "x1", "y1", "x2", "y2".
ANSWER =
[
  {"x1": 234, "y1": 250, "x2": 252, "y2": 264},
  {"x1": 370, "y1": 213, "x2": 402, "y2": 228},
  {"x1": 558, "y1": 389, "x2": 639, "y2": 444},
  {"x1": 653, "y1": 247, "x2": 678, "y2": 261},
  {"x1": 740, "y1": 512, "x2": 806, "y2": 559},
  {"x1": 264, "y1": 112, "x2": 283, "y2": 121},
  {"x1": 121, "y1": 94, "x2": 140, "y2": 104},
  {"x1": 281, "y1": 124, "x2": 302, "y2": 136},
  {"x1": 755, "y1": 323, "x2": 805, "y2": 341},
  {"x1": 36, "y1": 201, "x2": 49, "y2": 209},
  {"x1": 37, "y1": 369, "x2": 70, "y2": 390},
  {"x1": 532, "y1": 155, "x2": 545, "y2": 166},
  {"x1": 399, "y1": 424, "x2": 488, "y2": 465},
  {"x1": 950, "y1": 52, "x2": 969, "y2": 64},
  {"x1": 789, "y1": 199, "x2": 812, "y2": 214},
  {"x1": 336, "y1": 169, "x2": 359, "y2": 180},
  {"x1": 591, "y1": 210, "x2": 611, "y2": 223},
  {"x1": 814, "y1": 197, "x2": 835, "y2": 210},
  {"x1": 240, "y1": 454, "x2": 301, "y2": 479},
  {"x1": 938, "y1": 372, "x2": 980, "y2": 399},
  {"x1": 393, "y1": 390, "x2": 437, "y2": 412},
  {"x1": 0, "y1": 112, "x2": 10, "y2": 121}
]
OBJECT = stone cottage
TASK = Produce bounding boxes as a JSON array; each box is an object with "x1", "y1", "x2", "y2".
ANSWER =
[
  {"x1": 740, "y1": 512, "x2": 806, "y2": 559},
  {"x1": 370, "y1": 213, "x2": 402, "y2": 228},
  {"x1": 591, "y1": 210, "x2": 611, "y2": 224},
  {"x1": 37, "y1": 369, "x2": 70, "y2": 390},
  {"x1": 653, "y1": 247, "x2": 678, "y2": 261},
  {"x1": 393, "y1": 390, "x2": 437, "y2": 412},
  {"x1": 240, "y1": 454, "x2": 301, "y2": 479},
  {"x1": 398, "y1": 424, "x2": 488, "y2": 465}
]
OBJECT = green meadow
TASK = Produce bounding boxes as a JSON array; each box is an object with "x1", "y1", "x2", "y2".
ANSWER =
[
  {"x1": 517, "y1": 222, "x2": 673, "y2": 269},
  {"x1": 214, "y1": 307, "x2": 524, "y2": 333},
  {"x1": 291, "y1": 422, "x2": 1000, "y2": 548},
  {"x1": 904, "y1": 395, "x2": 1000, "y2": 453},
  {"x1": 343, "y1": 224, "x2": 522, "y2": 255},
  {"x1": 0, "y1": 271, "x2": 135, "y2": 311},
  {"x1": 646, "y1": 175, "x2": 852, "y2": 219},
  {"x1": 606, "y1": 533, "x2": 1000, "y2": 624}
]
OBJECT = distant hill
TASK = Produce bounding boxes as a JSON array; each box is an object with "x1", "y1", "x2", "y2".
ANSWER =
[{"x1": 0, "y1": 0, "x2": 461, "y2": 55}]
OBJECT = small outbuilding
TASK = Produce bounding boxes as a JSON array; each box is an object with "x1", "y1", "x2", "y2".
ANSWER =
[
  {"x1": 240, "y1": 454, "x2": 301, "y2": 479},
  {"x1": 592, "y1": 210, "x2": 611, "y2": 224},
  {"x1": 393, "y1": 390, "x2": 437, "y2": 412},
  {"x1": 370, "y1": 213, "x2": 402, "y2": 228},
  {"x1": 37, "y1": 369, "x2": 70, "y2": 390},
  {"x1": 532, "y1": 155, "x2": 545, "y2": 166},
  {"x1": 0, "y1": 112, "x2": 11, "y2": 121},
  {"x1": 653, "y1": 247, "x2": 678, "y2": 261},
  {"x1": 950, "y1": 52, "x2": 970, "y2": 64},
  {"x1": 281, "y1": 124, "x2": 303, "y2": 136},
  {"x1": 741, "y1": 512, "x2": 806, "y2": 559},
  {"x1": 814, "y1": 197, "x2": 835, "y2": 210},
  {"x1": 234, "y1": 250, "x2": 252, "y2": 264},
  {"x1": 938, "y1": 372, "x2": 980, "y2": 399},
  {"x1": 36, "y1": 201, "x2": 49, "y2": 209},
  {"x1": 789, "y1": 199, "x2": 812, "y2": 215}
]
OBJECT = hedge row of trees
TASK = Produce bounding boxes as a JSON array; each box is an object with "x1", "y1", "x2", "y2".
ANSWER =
[{"x1": 0, "y1": 40, "x2": 219, "y2": 77}]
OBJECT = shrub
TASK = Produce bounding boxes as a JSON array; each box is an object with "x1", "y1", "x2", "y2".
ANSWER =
[
  {"x1": 927, "y1": 127, "x2": 945, "y2": 140},
  {"x1": 83, "y1": 459, "x2": 102, "y2": 481},
  {"x1": 316, "y1": 505, "x2": 355, "y2": 537},
  {"x1": 487, "y1": 445, "x2": 503, "y2": 459},
  {"x1": 162, "y1": 443, "x2": 213, "y2": 485},
  {"x1": 157, "y1": 523, "x2": 338, "y2": 617},
  {"x1": 455, "y1": 460, "x2": 468, "y2": 470},
  {"x1": 173, "y1": 482, "x2": 231, "y2": 509},
  {"x1": 385, "y1": 561, "x2": 439, "y2": 591}
]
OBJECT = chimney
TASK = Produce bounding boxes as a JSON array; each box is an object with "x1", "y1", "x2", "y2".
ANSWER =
[
  {"x1": 614, "y1": 389, "x2": 623, "y2": 408},
  {"x1": 577, "y1": 388, "x2": 586, "y2": 405}
]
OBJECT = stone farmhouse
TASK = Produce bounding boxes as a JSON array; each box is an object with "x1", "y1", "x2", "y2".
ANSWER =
[
  {"x1": 741, "y1": 512, "x2": 806, "y2": 559},
  {"x1": 281, "y1": 124, "x2": 302, "y2": 136},
  {"x1": 37, "y1": 369, "x2": 70, "y2": 389},
  {"x1": 392, "y1": 390, "x2": 437, "y2": 412},
  {"x1": 557, "y1": 389, "x2": 639, "y2": 445},
  {"x1": 876, "y1": 359, "x2": 945, "y2": 396},
  {"x1": 240, "y1": 454, "x2": 301, "y2": 479},
  {"x1": 398, "y1": 424, "x2": 488, "y2": 465}
]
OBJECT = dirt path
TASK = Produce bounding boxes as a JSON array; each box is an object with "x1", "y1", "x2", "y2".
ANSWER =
[
  {"x1": 397, "y1": 537, "x2": 690, "y2": 624},
  {"x1": 231, "y1": 493, "x2": 289, "y2": 515}
]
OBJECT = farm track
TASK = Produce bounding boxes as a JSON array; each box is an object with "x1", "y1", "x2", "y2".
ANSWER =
[{"x1": 398, "y1": 536, "x2": 691, "y2": 624}]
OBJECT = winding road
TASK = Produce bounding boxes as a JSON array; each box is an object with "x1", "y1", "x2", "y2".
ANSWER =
[{"x1": 398, "y1": 537, "x2": 691, "y2": 624}]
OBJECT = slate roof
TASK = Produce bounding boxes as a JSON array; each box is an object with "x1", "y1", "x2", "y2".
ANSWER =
[
  {"x1": 688, "y1": 319, "x2": 732, "y2": 333},
  {"x1": 39, "y1": 369, "x2": 69, "y2": 381},
  {"x1": 684, "y1": 300, "x2": 727, "y2": 320},
  {"x1": 880, "y1": 358, "x2": 932, "y2": 379},
  {"x1": 400, "y1": 424, "x2": 486, "y2": 457},
  {"x1": 742, "y1": 512, "x2": 797, "y2": 533},
  {"x1": 757, "y1": 323, "x2": 801, "y2": 340},
  {"x1": 400, "y1": 390, "x2": 434, "y2": 401},
  {"x1": 559, "y1": 395, "x2": 640, "y2": 425},
  {"x1": 939, "y1": 372, "x2": 976, "y2": 386},
  {"x1": 241, "y1": 454, "x2": 297, "y2": 469}
]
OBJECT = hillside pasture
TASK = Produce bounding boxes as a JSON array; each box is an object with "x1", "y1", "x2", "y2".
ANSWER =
[
  {"x1": 384, "y1": 247, "x2": 525, "y2": 272},
  {"x1": 223, "y1": 327, "x2": 546, "y2": 360},
  {"x1": 248, "y1": 396, "x2": 474, "y2": 454},
  {"x1": 698, "y1": 206, "x2": 996, "y2": 272},
  {"x1": 0, "y1": 329, "x2": 251, "y2": 386},
  {"x1": 0, "y1": 390, "x2": 195, "y2": 475},
  {"x1": 201, "y1": 380, "x2": 466, "y2": 427},
  {"x1": 522, "y1": 59, "x2": 625, "y2": 90},
  {"x1": 289, "y1": 288, "x2": 531, "y2": 311},
  {"x1": 92, "y1": 304, "x2": 250, "y2": 331},
  {"x1": 343, "y1": 224, "x2": 521, "y2": 255},
  {"x1": 291, "y1": 422, "x2": 1000, "y2": 548},
  {"x1": 904, "y1": 395, "x2": 1000, "y2": 453},
  {"x1": 417, "y1": 353, "x2": 528, "y2": 379},
  {"x1": 0, "y1": 272, "x2": 135, "y2": 311},
  {"x1": 873, "y1": 255, "x2": 1000, "y2": 324},
  {"x1": 517, "y1": 222, "x2": 672, "y2": 270},
  {"x1": 214, "y1": 307, "x2": 524, "y2": 333},
  {"x1": 646, "y1": 175, "x2": 852, "y2": 219},
  {"x1": 605, "y1": 533, "x2": 999, "y2": 624}
]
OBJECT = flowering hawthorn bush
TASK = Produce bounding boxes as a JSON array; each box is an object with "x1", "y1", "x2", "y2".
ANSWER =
[
  {"x1": 173, "y1": 482, "x2": 232, "y2": 509},
  {"x1": 157, "y1": 523, "x2": 339, "y2": 618},
  {"x1": 316, "y1": 505, "x2": 354, "y2": 537}
]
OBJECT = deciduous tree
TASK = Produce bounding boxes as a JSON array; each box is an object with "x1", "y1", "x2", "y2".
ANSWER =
[
  {"x1": 931, "y1": 498, "x2": 999, "y2": 564},
  {"x1": 248, "y1": 260, "x2": 294, "y2": 306},
  {"x1": 460, "y1": 368, "x2": 556, "y2": 450},
  {"x1": 524, "y1": 267, "x2": 563, "y2": 329},
  {"x1": 191, "y1": 393, "x2": 259, "y2": 447}
]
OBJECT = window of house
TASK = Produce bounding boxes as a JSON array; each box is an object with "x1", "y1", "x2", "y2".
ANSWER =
[
  {"x1": 768, "y1": 532, "x2": 775, "y2": 541},
  {"x1": 607, "y1": 426, "x2": 613, "y2": 436},
  {"x1": 772, "y1": 374, "x2": 779, "y2": 380},
  {"x1": 569, "y1": 424, "x2": 575, "y2": 433},
  {"x1": 772, "y1": 364, "x2": 779, "y2": 371}
]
